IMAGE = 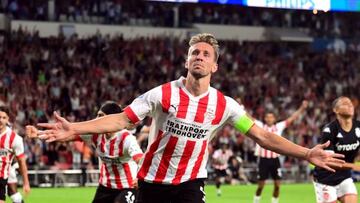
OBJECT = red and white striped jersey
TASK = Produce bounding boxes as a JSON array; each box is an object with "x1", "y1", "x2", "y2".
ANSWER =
[
  {"x1": 0, "y1": 127, "x2": 24, "y2": 179},
  {"x1": 124, "y1": 76, "x2": 247, "y2": 185},
  {"x1": 254, "y1": 120, "x2": 287, "y2": 158},
  {"x1": 212, "y1": 149, "x2": 233, "y2": 170},
  {"x1": 76, "y1": 130, "x2": 143, "y2": 189}
]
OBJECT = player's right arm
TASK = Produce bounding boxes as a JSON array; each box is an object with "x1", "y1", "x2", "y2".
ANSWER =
[{"x1": 31, "y1": 85, "x2": 161, "y2": 142}]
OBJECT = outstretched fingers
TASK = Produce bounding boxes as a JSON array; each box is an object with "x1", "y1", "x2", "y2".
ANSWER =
[{"x1": 37, "y1": 123, "x2": 57, "y2": 129}]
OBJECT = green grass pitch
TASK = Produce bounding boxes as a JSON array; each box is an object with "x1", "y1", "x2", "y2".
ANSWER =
[{"x1": 8, "y1": 183, "x2": 360, "y2": 203}]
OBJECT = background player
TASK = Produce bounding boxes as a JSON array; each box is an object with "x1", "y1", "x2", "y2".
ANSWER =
[
  {"x1": 313, "y1": 97, "x2": 359, "y2": 203},
  {"x1": 27, "y1": 102, "x2": 143, "y2": 203},
  {"x1": 212, "y1": 141, "x2": 233, "y2": 196},
  {"x1": 0, "y1": 106, "x2": 30, "y2": 203},
  {"x1": 253, "y1": 100, "x2": 308, "y2": 203}
]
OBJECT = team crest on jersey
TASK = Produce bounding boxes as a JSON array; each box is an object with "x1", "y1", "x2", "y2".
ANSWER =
[
  {"x1": 355, "y1": 128, "x2": 360, "y2": 138},
  {"x1": 323, "y1": 127, "x2": 330, "y2": 133},
  {"x1": 336, "y1": 132, "x2": 343, "y2": 138}
]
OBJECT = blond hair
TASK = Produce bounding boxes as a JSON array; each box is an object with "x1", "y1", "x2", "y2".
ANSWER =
[{"x1": 189, "y1": 33, "x2": 219, "y2": 62}]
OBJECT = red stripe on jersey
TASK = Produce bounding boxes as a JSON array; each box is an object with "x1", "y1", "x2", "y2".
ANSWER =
[
  {"x1": 137, "y1": 130, "x2": 164, "y2": 179},
  {"x1": 123, "y1": 163, "x2": 133, "y2": 188},
  {"x1": 92, "y1": 134, "x2": 99, "y2": 145},
  {"x1": 16, "y1": 153, "x2": 25, "y2": 159},
  {"x1": 118, "y1": 132, "x2": 130, "y2": 156},
  {"x1": 124, "y1": 107, "x2": 140, "y2": 124},
  {"x1": 0, "y1": 157, "x2": 6, "y2": 178},
  {"x1": 176, "y1": 88, "x2": 190, "y2": 119},
  {"x1": 9, "y1": 131, "x2": 15, "y2": 148},
  {"x1": 132, "y1": 153, "x2": 143, "y2": 161},
  {"x1": 154, "y1": 136, "x2": 179, "y2": 183},
  {"x1": 172, "y1": 140, "x2": 196, "y2": 185},
  {"x1": 109, "y1": 138, "x2": 116, "y2": 156},
  {"x1": 194, "y1": 94, "x2": 209, "y2": 123},
  {"x1": 0, "y1": 132, "x2": 6, "y2": 147},
  {"x1": 100, "y1": 135, "x2": 106, "y2": 153},
  {"x1": 161, "y1": 83, "x2": 172, "y2": 113},
  {"x1": 104, "y1": 164, "x2": 112, "y2": 188},
  {"x1": 211, "y1": 91, "x2": 226, "y2": 125},
  {"x1": 111, "y1": 164, "x2": 123, "y2": 189},
  {"x1": 190, "y1": 140, "x2": 207, "y2": 180}
]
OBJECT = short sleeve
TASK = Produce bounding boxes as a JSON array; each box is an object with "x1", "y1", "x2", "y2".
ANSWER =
[
  {"x1": 226, "y1": 97, "x2": 254, "y2": 134},
  {"x1": 124, "y1": 86, "x2": 162, "y2": 124},
  {"x1": 124, "y1": 135, "x2": 143, "y2": 160},
  {"x1": 275, "y1": 121, "x2": 287, "y2": 132},
  {"x1": 12, "y1": 136, "x2": 24, "y2": 158},
  {"x1": 320, "y1": 126, "x2": 335, "y2": 152}
]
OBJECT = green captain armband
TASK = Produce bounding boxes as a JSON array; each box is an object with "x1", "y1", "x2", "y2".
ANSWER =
[{"x1": 234, "y1": 115, "x2": 254, "y2": 134}]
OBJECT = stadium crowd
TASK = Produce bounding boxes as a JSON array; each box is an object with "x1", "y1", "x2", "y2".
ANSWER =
[
  {"x1": 2, "y1": 0, "x2": 360, "y2": 38},
  {"x1": 0, "y1": 27, "x2": 360, "y2": 174}
]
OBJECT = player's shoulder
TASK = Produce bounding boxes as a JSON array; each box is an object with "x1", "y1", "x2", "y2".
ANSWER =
[
  {"x1": 354, "y1": 119, "x2": 360, "y2": 127},
  {"x1": 321, "y1": 120, "x2": 338, "y2": 134}
]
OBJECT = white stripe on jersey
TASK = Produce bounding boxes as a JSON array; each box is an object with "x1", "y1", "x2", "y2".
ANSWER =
[
  {"x1": 79, "y1": 130, "x2": 143, "y2": 189},
  {"x1": 254, "y1": 120, "x2": 287, "y2": 158},
  {"x1": 125, "y1": 76, "x2": 247, "y2": 185}
]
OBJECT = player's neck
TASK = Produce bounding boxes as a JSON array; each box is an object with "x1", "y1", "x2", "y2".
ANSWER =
[
  {"x1": 337, "y1": 117, "x2": 353, "y2": 132},
  {"x1": 0, "y1": 126, "x2": 6, "y2": 135},
  {"x1": 184, "y1": 75, "x2": 210, "y2": 97},
  {"x1": 105, "y1": 133, "x2": 115, "y2": 139}
]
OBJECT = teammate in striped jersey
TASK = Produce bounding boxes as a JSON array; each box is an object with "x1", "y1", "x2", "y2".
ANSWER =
[
  {"x1": 212, "y1": 142, "x2": 233, "y2": 196},
  {"x1": 28, "y1": 102, "x2": 143, "y2": 203},
  {"x1": 0, "y1": 106, "x2": 30, "y2": 203},
  {"x1": 253, "y1": 100, "x2": 308, "y2": 203},
  {"x1": 30, "y1": 33, "x2": 344, "y2": 203}
]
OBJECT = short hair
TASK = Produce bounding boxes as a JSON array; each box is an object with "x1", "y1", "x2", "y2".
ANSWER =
[
  {"x1": 99, "y1": 101, "x2": 123, "y2": 115},
  {"x1": 332, "y1": 96, "x2": 348, "y2": 109},
  {"x1": 189, "y1": 33, "x2": 220, "y2": 62},
  {"x1": 0, "y1": 106, "x2": 9, "y2": 116}
]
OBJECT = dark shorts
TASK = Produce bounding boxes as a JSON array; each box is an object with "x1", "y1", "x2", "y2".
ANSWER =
[
  {"x1": 92, "y1": 185, "x2": 136, "y2": 203},
  {"x1": 257, "y1": 157, "x2": 282, "y2": 181},
  {"x1": 0, "y1": 178, "x2": 7, "y2": 200},
  {"x1": 136, "y1": 179, "x2": 205, "y2": 203},
  {"x1": 214, "y1": 169, "x2": 228, "y2": 178}
]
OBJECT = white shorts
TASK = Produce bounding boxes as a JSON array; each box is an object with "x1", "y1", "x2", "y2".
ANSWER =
[
  {"x1": 7, "y1": 163, "x2": 19, "y2": 184},
  {"x1": 313, "y1": 178, "x2": 358, "y2": 203}
]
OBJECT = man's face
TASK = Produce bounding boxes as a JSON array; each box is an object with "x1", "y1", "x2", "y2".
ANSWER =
[
  {"x1": 264, "y1": 113, "x2": 276, "y2": 126},
  {"x1": 185, "y1": 42, "x2": 218, "y2": 79},
  {"x1": 334, "y1": 97, "x2": 354, "y2": 118},
  {"x1": 0, "y1": 111, "x2": 9, "y2": 133}
]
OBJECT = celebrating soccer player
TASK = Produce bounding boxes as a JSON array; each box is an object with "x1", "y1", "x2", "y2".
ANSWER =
[{"x1": 28, "y1": 33, "x2": 344, "y2": 203}]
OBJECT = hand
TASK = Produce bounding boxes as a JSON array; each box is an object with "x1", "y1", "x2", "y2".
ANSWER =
[
  {"x1": 23, "y1": 183, "x2": 31, "y2": 195},
  {"x1": 306, "y1": 141, "x2": 345, "y2": 172},
  {"x1": 25, "y1": 125, "x2": 38, "y2": 138},
  {"x1": 132, "y1": 178, "x2": 138, "y2": 189},
  {"x1": 38, "y1": 112, "x2": 75, "y2": 142}
]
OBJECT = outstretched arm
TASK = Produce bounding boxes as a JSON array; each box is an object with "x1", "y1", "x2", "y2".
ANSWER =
[
  {"x1": 285, "y1": 100, "x2": 308, "y2": 125},
  {"x1": 29, "y1": 111, "x2": 133, "y2": 142},
  {"x1": 246, "y1": 124, "x2": 344, "y2": 172}
]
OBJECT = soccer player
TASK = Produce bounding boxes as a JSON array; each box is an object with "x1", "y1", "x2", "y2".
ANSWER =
[
  {"x1": 253, "y1": 100, "x2": 308, "y2": 203},
  {"x1": 313, "y1": 96, "x2": 359, "y2": 203},
  {"x1": 28, "y1": 102, "x2": 143, "y2": 203},
  {"x1": 0, "y1": 106, "x2": 30, "y2": 203},
  {"x1": 29, "y1": 33, "x2": 344, "y2": 203},
  {"x1": 212, "y1": 142, "x2": 233, "y2": 196}
]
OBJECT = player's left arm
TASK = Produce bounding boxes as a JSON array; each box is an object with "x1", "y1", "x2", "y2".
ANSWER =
[
  {"x1": 284, "y1": 100, "x2": 308, "y2": 126},
  {"x1": 13, "y1": 136, "x2": 30, "y2": 195},
  {"x1": 227, "y1": 98, "x2": 344, "y2": 172}
]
